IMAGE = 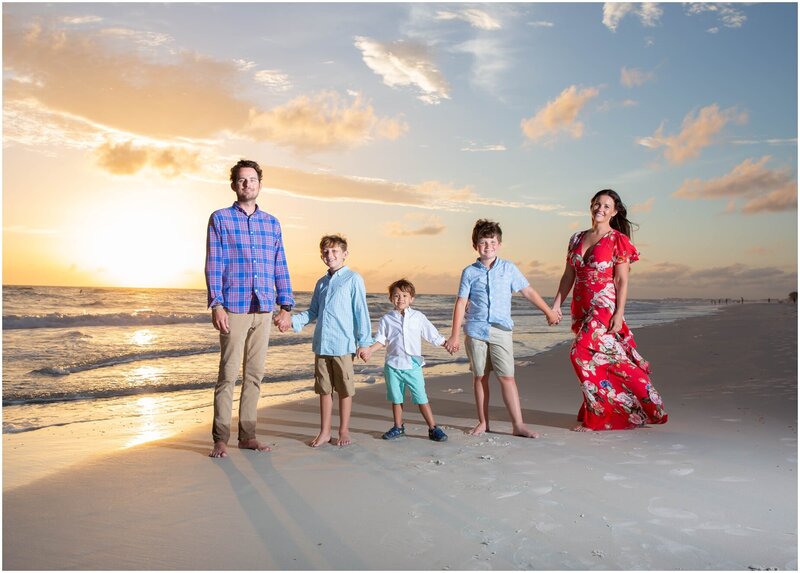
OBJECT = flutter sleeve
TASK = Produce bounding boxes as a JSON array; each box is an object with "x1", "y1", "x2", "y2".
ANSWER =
[
  {"x1": 612, "y1": 231, "x2": 640, "y2": 265},
  {"x1": 566, "y1": 232, "x2": 582, "y2": 263}
]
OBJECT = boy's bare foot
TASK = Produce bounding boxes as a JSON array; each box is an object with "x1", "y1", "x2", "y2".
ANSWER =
[
  {"x1": 335, "y1": 431, "x2": 352, "y2": 447},
  {"x1": 468, "y1": 422, "x2": 488, "y2": 436},
  {"x1": 309, "y1": 432, "x2": 332, "y2": 447},
  {"x1": 512, "y1": 425, "x2": 540, "y2": 438},
  {"x1": 572, "y1": 424, "x2": 593, "y2": 432},
  {"x1": 238, "y1": 438, "x2": 272, "y2": 452},
  {"x1": 209, "y1": 441, "x2": 228, "y2": 458}
]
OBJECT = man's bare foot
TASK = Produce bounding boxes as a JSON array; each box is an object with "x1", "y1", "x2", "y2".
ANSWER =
[
  {"x1": 335, "y1": 431, "x2": 352, "y2": 447},
  {"x1": 309, "y1": 432, "x2": 332, "y2": 448},
  {"x1": 209, "y1": 441, "x2": 228, "y2": 458},
  {"x1": 468, "y1": 422, "x2": 488, "y2": 436},
  {"x1": 238, "y1": 438, "x2": 272, "y2": 452},
  {"x1": 512, "y1": 425, "x2": 540, "y2": 438},
  {"x1": 572, "y1": 424, "x2": 593, "y2": 432}
]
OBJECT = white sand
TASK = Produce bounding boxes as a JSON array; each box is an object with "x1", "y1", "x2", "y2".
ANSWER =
[{"x1": 3, "y1": 303, "x2": 797, "y2": 570}]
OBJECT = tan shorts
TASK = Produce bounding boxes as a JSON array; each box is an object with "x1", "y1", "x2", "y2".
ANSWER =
[
  {"x1": 465, "y1": 327, "x2": 515, "y2": 378},
  {"x1": 314, "y1": 354, "x2": 356, "y2": 396}
]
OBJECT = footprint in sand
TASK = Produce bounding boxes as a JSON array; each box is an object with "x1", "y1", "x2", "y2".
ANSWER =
[
  {"x1": 669, "y1": 468, "x2": 694, "y2": 476},
  {"x1": 647, "y1": 498, "x2": 698, "y2": 520}
]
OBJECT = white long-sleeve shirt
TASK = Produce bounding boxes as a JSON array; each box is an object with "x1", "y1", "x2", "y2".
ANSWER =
[{"x1": 374, "y1": 307, "x2": 446, "y2": 370}]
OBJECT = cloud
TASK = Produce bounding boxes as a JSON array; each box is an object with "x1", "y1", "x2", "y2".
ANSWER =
[
  {"x1": 262, "y1": 166, "x2": 562, "y2": 212},
  {"x1": 603, "y1": 3, "x2": 663, "y2": 32},
  {"x1": 637, "y1": 104, "x2": 747, "y2": 164},
  {"x1": 4, "y1": 225, "x2": 59, "y2": 235},
  {"x1": 528, "y1": 21, "x2": 555, "y2": 28},
  {"x1": 620, "y1": 66, "x2": 656, "y2": 88},
  {"x1": 521, "y1": 85, "x2": 600, "y2": 143},
  {"x1": 386, "y1": 214, "x2": 446, "y2": 237},
  {"x1": 354, "y1": 36, "x2": 450, "y2": 104},
  {"x1": 435, "y1": 8, "x2": 501, "y2": 30},
  {"x1": 61, "y1": 15, "x2": 103, "y2": 25},
  {"x1": 674, "y1": 156, "x2": 797, "y2": 214},
  {"x1": 686, "y1": 3, "x2": 747, "y2": 30},
  {"x1": 451, "y1": 37, "x2": 509, "y2": 94},
  {"x1": 245, "y1": 91, "x2": 408, "y2": 153},
  {"x1": 4, "y1": 18, "x2": 252, "y2": 140},
  {"x1": 254, "y1": 69, "x2": 292, "y2": 92},
  {"x1": 732, "y1": 138, "x2": 797, "y2": 146},
  {"x1": 94, "y1": 140, "x2": 201, "y2": 177},
  {"x1": 98, "y1": 27, "x2": 173, "y2": 48},
  {"x1": 461, "y1": 142, "x2": 507, "y2": 152},
  {"x1": 630, "y1": 197, "x2": 655, "y2": 213}
]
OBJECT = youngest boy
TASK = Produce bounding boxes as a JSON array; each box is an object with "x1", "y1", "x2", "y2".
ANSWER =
[
  {"x1": 292, "y1": 234, "x2": 373, "y2": 447},
  {"x1": 362, "y1": 279, "x2": 450, "y2": 442}
]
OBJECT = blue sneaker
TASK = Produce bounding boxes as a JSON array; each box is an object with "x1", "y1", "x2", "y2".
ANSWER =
[
  {"x1": 382, "y1": 425, "x2": 405, "y2": 440},
  {"x1": 428, "y1": 426, "x2": 448, "y2": 442}
]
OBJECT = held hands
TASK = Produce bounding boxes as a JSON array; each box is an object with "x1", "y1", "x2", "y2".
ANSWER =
[
  {"x1": 546, "y1": 304, "x2": 563, "y2": 326},
  {"x1": 357, "y1": 347, "x2": 372, "y2": 363},
  {"x1": 273, "y1": 309, "x2": 292, "y2": 333},
  {"x1": 444, "y1": 335, "x2": 460, "y2": 354}
]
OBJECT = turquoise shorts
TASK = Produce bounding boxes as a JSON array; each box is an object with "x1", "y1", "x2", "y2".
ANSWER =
[{"x1": 384, "y1": 357, "x2": 428, "y2": 405}]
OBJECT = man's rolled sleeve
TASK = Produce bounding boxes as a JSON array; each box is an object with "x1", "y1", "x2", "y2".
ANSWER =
[{"x1": 205, "y1": 214, "x2": 225, "y2": 309}]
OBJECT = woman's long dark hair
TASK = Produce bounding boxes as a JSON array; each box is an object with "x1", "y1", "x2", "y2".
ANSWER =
[{"x1": 591, "y1": 189, "x2": 638, "y2": 238}]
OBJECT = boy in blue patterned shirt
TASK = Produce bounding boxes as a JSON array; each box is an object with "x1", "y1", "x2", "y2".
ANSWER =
[
  {"x1": 292, "y1": 235, "x2": 373, "y2": 447},
  {"x1": 445, "y1": 219, "x2": 559, "y2": 438}
]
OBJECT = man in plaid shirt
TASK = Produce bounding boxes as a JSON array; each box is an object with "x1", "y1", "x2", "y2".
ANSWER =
[{"x1": 205, "y1": 159, "x2": 294, "y2": 458}]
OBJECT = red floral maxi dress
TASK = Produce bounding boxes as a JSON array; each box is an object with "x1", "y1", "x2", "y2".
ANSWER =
[{"x1": 567, "y1": 229, "x2": 668, "y2": 430}]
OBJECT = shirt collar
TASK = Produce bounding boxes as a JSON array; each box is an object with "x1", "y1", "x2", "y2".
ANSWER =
[
  {"x1": 232, "y1": 201, "x2": 261, "y2": 216},
  {"x1": 327, "y1": 265, "x2": 349, "y2": 278},
  {"x1": 474, "y1": 257, "x2": 499, "y2": 271}
]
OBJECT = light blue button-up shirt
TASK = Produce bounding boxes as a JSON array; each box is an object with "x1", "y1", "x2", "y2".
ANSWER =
[
  {"x1": 292, "y1": 266, "x2": 374, "y2": 356},
  {"x1": 458, "y1": 258, "x2": 529, "y2": 340}
]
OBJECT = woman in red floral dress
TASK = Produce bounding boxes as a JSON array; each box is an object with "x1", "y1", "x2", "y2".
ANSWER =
[{"x1": 551, "y1": 190, "x2": 668, "y2": 431}]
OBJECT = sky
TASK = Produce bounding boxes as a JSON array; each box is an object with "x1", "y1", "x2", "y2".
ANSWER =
[{"x1": 3, "y1": 2, "x2": 797, "y2": 299}]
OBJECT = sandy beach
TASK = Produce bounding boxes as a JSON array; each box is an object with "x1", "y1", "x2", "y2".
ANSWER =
[{"x1": 3, "y1": 302, "x2": 797, "y2": 570}]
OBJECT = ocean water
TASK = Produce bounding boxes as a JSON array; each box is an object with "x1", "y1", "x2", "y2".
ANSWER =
[{"x1": 2, "y1": 285, "x2": 719, "y2": 438}]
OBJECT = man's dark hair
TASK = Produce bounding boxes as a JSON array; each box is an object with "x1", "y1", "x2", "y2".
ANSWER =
[{"x1": 230, "y1": 159, "x2": 263, "y2": 184}]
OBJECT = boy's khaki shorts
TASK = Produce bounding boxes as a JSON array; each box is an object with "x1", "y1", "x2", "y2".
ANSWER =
[
  {"x1": 314, "y1": 354, "x2": 356, "y2": 396},
  {"x1": 465, "y1": 327, "x2": 515, "y2": 377}
]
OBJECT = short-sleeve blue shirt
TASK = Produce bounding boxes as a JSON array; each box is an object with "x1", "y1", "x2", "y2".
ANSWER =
[{"x1": 457, "y1": 258, "x2": 529, "y2": 340}]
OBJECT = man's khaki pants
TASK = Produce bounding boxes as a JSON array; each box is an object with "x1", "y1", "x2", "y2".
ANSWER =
[{"x1": 213, "y1": 312, "x2": 272, "y2": 443}]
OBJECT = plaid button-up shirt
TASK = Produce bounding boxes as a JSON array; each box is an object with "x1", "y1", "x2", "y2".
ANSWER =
[{"x1": 205, "y1": 202, "x2": 294, "y2": 314}]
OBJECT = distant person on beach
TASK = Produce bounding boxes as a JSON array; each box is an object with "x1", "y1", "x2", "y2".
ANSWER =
[
  {"x1": 361, "y1": 278, "x2": 452, "y2": 442},
  {"x1": 205, "y1": 159, "x2": 295, "y2": 458},
  {"x1": 445, "y1": 219, "x2": 559, "y2": 438},
  {"x1": 292, "y1": 235, "x2": 373, "y2": 447},
  {"x1": 550, "y1": 189, "x2": 667, "y2": 431}
]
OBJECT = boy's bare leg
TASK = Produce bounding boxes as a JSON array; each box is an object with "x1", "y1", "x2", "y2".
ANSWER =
[
  {"x1": 209, "y1": 441, "x2": 228, "y2": 458},
  {"x1": 336, "y1": 395, "x2": 353, "y2": 446},
  {"x1": 469, "y1": 375, "x2": 491, "y2": 435},
  {"x1": 418, "y1": 403, "x2": 436, "y2": 429},
  {"x1": 498, "y1": 375, "x2": 539, "y2": 438},
  {"x1": 392, "y1": 403, "x2": 404, "y2": 428},
  {"x1": 310, "y1": 393, "x2": 333, "y2": 447}
]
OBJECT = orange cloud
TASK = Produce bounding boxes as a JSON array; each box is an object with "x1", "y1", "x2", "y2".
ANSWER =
[
  {"x1": 630, "y1": 197, "x2": 655, "y2": 213},
  {"x1": 245, "y1": 92, "x2": 408, "y2": 152},
  {"x1": 4, "y1": 17, "x2": 251, "y2": 140},
  {"x1": 386, "y1": 214, "x2": 446, "y2": 237},
  {"x1": 263, "y1": 166, "x2": 563, "y2": 212},
  {"x1": 521, "y1": 85, "x2": 600, "y2": 143},
  {"x1": 620, "y1": 66, "x2": 656, "y2": 88},
  {"x1": 674, "y1": 156, "x2": 797, "y2": 214},
  {"x1": 637, "y1": 104, "x2": 748, "y2": 164}
]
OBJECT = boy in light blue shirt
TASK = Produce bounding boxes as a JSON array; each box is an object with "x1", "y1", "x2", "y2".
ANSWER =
[
  {"x1": 292, "y1": 234, "x2": 373, "y2": 447},
  {"x1": 445, "y1": 219, "x2": 558, "y2": 438}
]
